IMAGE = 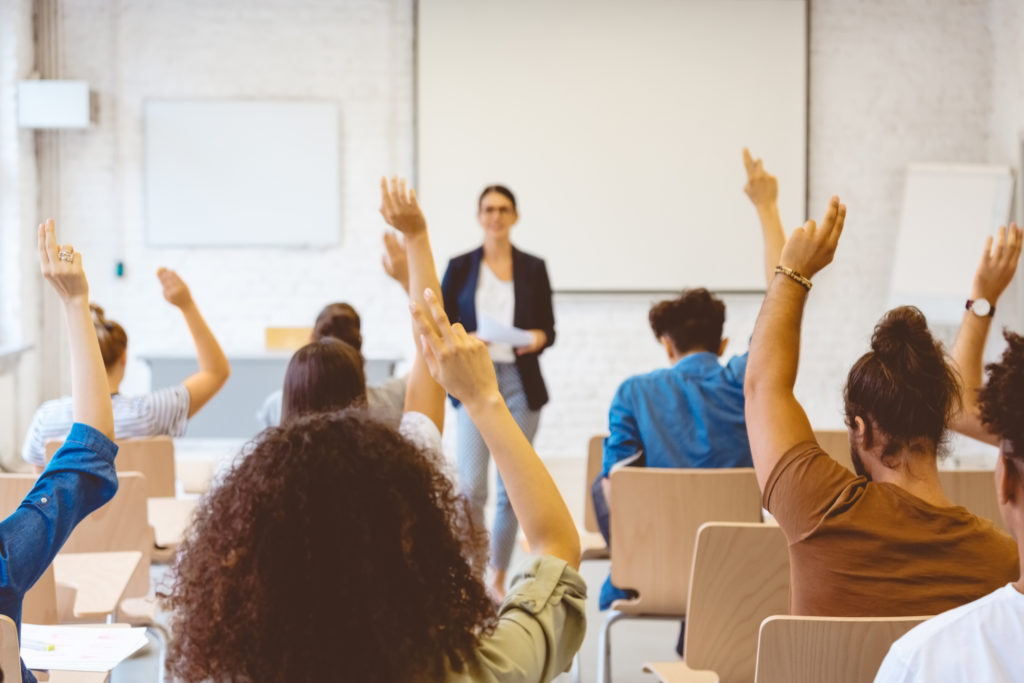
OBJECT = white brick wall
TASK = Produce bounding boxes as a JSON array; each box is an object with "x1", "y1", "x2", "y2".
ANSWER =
[{"x1": 3, "y1": 0, "x2": 1021, "y2": 465}]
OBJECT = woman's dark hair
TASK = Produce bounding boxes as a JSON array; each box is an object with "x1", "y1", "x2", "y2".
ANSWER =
[
  {"x1": 281, "y1": 338, "x2": 366, "y2": 424},
  {"x1": 313, "y1": 302, "x2": 362, "y2": 350},
  {"x1": 977, "y1": 330, "x2": 1024, "y2": 460},
  {"x1": 478, "y1": 185, "x2": 517, "y2": 213},
  {"x1": 162, "y1": 412, "x2": 494, "y2": 682},
  {"x1": 844, "y1": 306, "x2": 962, "y2": 459},
  {"x1": 90, "y1": 304, "x2": 127, "y2": 369},
  {"x1": 648, "y1": 288, "x2": 726, "y2": 354}
]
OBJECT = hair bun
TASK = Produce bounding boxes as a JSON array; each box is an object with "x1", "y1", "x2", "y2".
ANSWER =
[{"x1": 870, "y1": 306, "x2": 933, "y2": 360}]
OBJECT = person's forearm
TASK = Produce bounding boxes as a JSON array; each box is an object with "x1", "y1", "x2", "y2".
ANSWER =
[
  {"x1": 180, "y1": 302, "x2": 229, "y2": 378},
  {"x1": 404, "y1": 231, "x2": 447, "y2": 427},
  {"x1": 464, "y1": 393, "x2": 580, "y2": 568},
  {"x1": 746, "y1": 275, "x2": 808, "y2": 395},
  {"x1": 757, "y1": 202, "x2": 786, "y2": 288},
  {"x1": 64, "y1": 298, "x2": 114, "y2": 438},
  {"x1": 950, "y1": 311, "x2": 998, "y2": 443}
]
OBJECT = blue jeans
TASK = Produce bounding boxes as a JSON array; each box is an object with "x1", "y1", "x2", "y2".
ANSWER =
[{"x1": 455, "y1": 362, "x2": 540, "y2": 571}]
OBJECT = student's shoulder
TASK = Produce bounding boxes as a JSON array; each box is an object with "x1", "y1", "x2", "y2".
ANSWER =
[{"x1": 890, "y1": 586, "x2": 1017, "y2": 660}]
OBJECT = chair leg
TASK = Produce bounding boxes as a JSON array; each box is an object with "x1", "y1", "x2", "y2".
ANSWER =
[
  {"x1": 596, "y1": 610, "x2": 626, "y2": 683},
  {"x1": 147, "y1": 623, "x2": 170, "y2": 683}
]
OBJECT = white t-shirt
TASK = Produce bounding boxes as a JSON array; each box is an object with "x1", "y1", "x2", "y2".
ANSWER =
[
  {"x1": 22, "y1": 385, "x2": 191, "y2": 467},
  {"x1": 475, "y1": 262, "x2": 516, "y2": 363},
  {"x1": 875, "y1": 583, "x2": 1024, "y2": 683}
]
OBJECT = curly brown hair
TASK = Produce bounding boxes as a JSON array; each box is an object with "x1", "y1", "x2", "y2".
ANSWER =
[
  {"x1": 978, "y1": 330, "x2": 1024, "y2": 460},
  {"x1": 162, "y1": 411, "x2": 495, "y2": 682},
  {"x1": 648, "y1": 288, "x2": 726, "y2": 354}
]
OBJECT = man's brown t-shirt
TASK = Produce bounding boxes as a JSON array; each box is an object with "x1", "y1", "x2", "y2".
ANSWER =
[{"x1": 763, "y1": 441, "x2": 1019, "y2": 616}]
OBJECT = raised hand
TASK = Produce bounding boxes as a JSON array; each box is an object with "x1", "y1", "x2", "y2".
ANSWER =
[
  {"x1": 38, "y1": 219, "x2": 88, "y2": 303},
  {"x1": 778, "y1": 196, "x2": 847, "y2": 280},
  {"x1": 157, "y1": 267, "x2": 194, "y2": 309},
  {"x1": 382, "y1": 231, "x2": 410, "y2": 293},
  {"x1": 743, "y1": 148, "x2": 778, "y2": 208},
  {"x1": 410, "y1": 289, "x2": 500, "y2": 407},
  {"x1": 379, "y1": 176, "x2": 427, "y2": 237},
  {"x1": 971, "y1": 223, "x2": 1022, "y2": 303}
]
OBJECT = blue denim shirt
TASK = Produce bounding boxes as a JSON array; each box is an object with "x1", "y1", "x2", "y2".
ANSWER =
[
  {"x1": 1, "y1": 423, "x2": 118, "y2": 683},
  {"x1": 602, "y1": 351, "x2": 752, "y2": 477}
]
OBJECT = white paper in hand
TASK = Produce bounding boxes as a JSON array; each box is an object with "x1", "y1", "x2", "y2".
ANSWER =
[{"x1": 476, "y1": 314, "x2": 534, "y2": 348}]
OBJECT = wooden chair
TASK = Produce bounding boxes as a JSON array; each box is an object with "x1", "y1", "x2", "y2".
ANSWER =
[
  {"x1": 938, "y1": 469, "x2": 1004, "y2": 532},
  {"x1": 0, "y1": 614, "x2": 21, "y2": 683},
  {"x1": 754, "y1": 615, "x2": 929, "y2": 683},
  {"x1": 591, "y1": 468, "x2": 763, "y2": 683},
  {"x1": 643, "y1": 523, "x2": 790, "y2": 683},
  {"x1": 265, "y1": 326, "x2": 312, "y2": 351},
  {"x1": 46, "y1": 437, "x2": 176, "y2": 498},
  {"x1": 581, "y1": 434, "x2": 610, "y2": 561},
  {"x1": 813, "y1": 429, "x2": 854, "y2": 473}
]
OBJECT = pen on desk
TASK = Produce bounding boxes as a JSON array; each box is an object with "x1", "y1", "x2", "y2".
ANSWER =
[{"x1": 22, "y1": 639, "x2": 55, "y2": 651}]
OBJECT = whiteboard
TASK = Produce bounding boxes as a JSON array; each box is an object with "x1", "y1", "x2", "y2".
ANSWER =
[
  {"x1": 417, "y1": 0, "x2": 807, "y2": 291},
  {"x1": 144, "y1": 100, "x2": 341, "y2": 247},
  {"x1": 890, "y1": 164, "x2": 1015, "y2": 322}
]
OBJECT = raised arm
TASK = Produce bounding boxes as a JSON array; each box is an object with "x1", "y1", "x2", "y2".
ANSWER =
[
  {"x1": 950, "y1": 223, "x2": 1023, "y2": 444},
  {"x1": 380, "y1": 176, "x2": 446, "y2": 431},
  {"x1": 158, "y1": 268, "x2": 231, "y2": 418},
  {"x1": 39, "y1": 219, "x2": 114, "y2": 438},
  {"x1": 744, "y1": 197, "x2": 847, "y2": 489},
  {"x1": 743, "y1": 148, "x2": 787, "y2": 287},
  {"x1": 412, "y1": 292, "x2": 580, "y2": 568}
]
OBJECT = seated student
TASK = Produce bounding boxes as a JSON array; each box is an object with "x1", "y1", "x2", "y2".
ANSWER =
[
  {"x1": 875, "y1": 224, "x2": 1024, "y2": 683},
  {"x1": 595, "y1": 149, "x2": 784, "y2": 611},
  {"x1": 2, "y1": 221, "x2": 120, "y2": 683},
  {"x1": 744, "y1": 198, "x2": 1019, "y2": 617},
  {"x1": 257, "y1": 301, "x2": 407, "y2": 429},
  {"x1": 22, "y1": 267, "x2": 229, "y2": 472},
  {"x1": 161, "y1": 177, "x2": 585, "y2": 683}
]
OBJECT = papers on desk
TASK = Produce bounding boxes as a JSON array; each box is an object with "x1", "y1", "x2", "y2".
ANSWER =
[
  {"x1": 476, "y1": 315, "x2": 534, "y2": 348},
  {"x1": 21, "y1": 624, "x2": 148, "y2": 672}
]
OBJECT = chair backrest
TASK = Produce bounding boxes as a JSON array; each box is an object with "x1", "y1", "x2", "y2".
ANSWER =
[
  {"x1": 265, "y1": 326, "x2": 312, "y2": 351},
  {"x1": 754, "y1": 615, "x2": 929, "y2": 683},
  {"x1": 938, "y1": 469, "x2": 1004, "y2": 532},
  {"x1": 584, "y1": 434, "x2": 606, "y2": 533},
  {"x1": 813, "y1": 429, "x2": 854, "y2": 473},
  {"x1": 62, "y1": 472, "x2": 155, "y2": 598},
  {"x1": 0, "y1": 614, "x2": 21, "y2": 683},
  {"x1": 609, "y1": 467, "x2": 763, "y2": 615},
  {"x1": 46, "y1": 436, "x2": 176, "y2": 498},
  {"x1": 0, "y1": 476, "x2": 77, "y2": 626},
  {"x1": 684, "y1": 523, "x2": 790, "y2": 683}
]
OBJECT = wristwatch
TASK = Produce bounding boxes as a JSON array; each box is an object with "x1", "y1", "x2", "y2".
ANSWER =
[{"x1": 966, "y1": 298, "x2": 995, "y2": 318}]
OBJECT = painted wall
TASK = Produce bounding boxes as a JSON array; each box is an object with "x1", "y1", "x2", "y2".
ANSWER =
[{"x1": 1, "y1": 0, "x2": 1020, "y2": 467}]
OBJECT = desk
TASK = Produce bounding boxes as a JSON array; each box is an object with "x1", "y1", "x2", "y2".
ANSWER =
[
  {"x1": 53, "y1": 552, "x2": 142, "y2": 620},
  {"x1": 140, "y1": 353, "x2": 397, "y2": 438},
  {"x1": 147, "y1": 497, "x2": 198, "y2": 548}
]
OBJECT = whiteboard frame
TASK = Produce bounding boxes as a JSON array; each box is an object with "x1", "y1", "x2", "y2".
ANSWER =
[{"x1": 414, "y1": 0, "x2": 809, "y2": 293}]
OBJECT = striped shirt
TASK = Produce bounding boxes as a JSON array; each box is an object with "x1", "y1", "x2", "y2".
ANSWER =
[{"x1": 21, "y1": 385, "x2": 191, "y2": 467}]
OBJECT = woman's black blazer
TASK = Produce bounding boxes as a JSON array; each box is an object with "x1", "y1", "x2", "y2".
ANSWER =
[{"x1": 441, "y1": 246, "x2": 555, "y2": 410}]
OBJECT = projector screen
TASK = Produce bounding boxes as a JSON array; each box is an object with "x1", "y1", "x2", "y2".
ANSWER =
[{"x1": 417, "y1": 0, "x2": 807, "y2": 291}]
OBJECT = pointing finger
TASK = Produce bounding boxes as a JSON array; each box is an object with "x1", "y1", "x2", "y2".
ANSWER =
[{"x1": 743, "y1": 148, "x2": 754, "y2": 175}]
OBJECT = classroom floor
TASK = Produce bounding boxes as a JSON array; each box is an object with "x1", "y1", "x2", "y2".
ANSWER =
[{"x1": 108, "y1": 445, "x2": 682, "y2": 683}]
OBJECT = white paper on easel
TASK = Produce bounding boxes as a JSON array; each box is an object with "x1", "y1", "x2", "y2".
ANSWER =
[
  {"x1": 476, "y1": 314, "x2": 534, "y2": 348},
  {"x1": 20, "y1": 624, "x2": 149, "y2": 672}
]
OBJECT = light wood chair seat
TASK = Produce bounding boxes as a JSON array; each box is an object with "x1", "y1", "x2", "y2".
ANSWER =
[
  {"x1": 46, "y1": 437, "x2": 176, "y2": 499},
  {"x1": 0, "y1": 614, "x2": 20, "y2": 683},
  {"x1": 643, "y1": 522, "x2": 790, "y2": 683},
  {"x1": 754, "y1": 615, "x2": 930, "y2": 683},
  {"x1": 580, "y1": 434, "x2": 610, "y2": 561},
  {"x1": 52, "y1": 552, "x2": 143, "y2": 622}
]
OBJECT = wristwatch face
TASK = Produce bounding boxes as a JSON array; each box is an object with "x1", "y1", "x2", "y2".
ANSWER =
[{"x1": 971, "y1": 298, "x2": 992, "y2": 317}]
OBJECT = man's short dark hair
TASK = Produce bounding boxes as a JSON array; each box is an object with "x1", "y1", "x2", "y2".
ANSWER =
[{"x1": 648, "y1": 288, "x2": 725, "y2": 354}]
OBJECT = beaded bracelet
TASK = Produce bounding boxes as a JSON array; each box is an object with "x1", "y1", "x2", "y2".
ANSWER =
[{"x1": 775, "y1": 265, "x2": 812, "y2": 291}]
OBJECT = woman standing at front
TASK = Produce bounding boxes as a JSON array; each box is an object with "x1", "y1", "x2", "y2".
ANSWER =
[{"x1": 442, "y1": 186, "x2": 555, "y2": 601}]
